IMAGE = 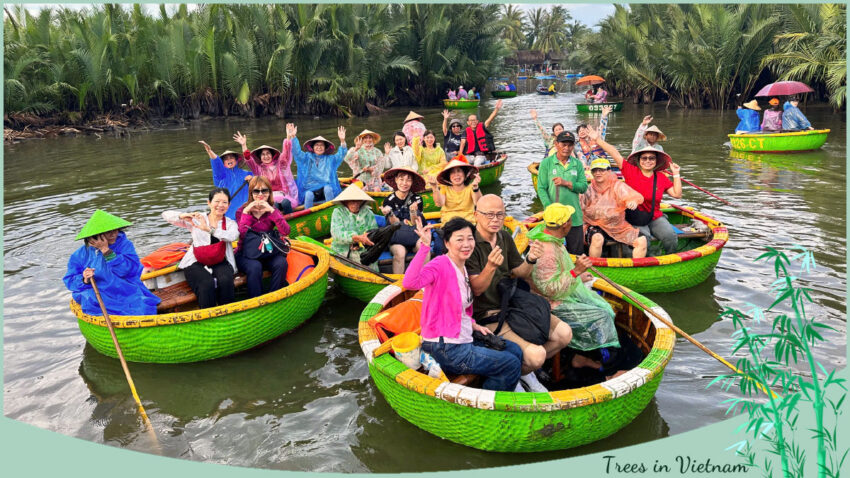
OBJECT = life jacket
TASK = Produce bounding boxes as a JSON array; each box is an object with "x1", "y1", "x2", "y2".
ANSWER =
[
  {"x1": 464, "y1": 123, "x2": 494, "y2": 154},
  {"x1": 140, "y1": 243, "x2": 189, "y2": 269},
  {"x1": 285, "y1": 250, "x2": 316, "y2": 285},
  {"x1": 367, "y1": 291, "x2": 424, "y2": 342}
]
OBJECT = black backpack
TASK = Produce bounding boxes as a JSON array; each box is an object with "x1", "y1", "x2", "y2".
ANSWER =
[{"x1": 493, "y1": 278, "x2": 552, "y2": 345}]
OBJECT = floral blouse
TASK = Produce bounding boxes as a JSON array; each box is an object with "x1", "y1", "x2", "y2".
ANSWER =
[
  {"x1": 330, "y1": 206, "x2": 378, "y2": 268},
  {"x1": 345, "y1": 146, "x2": 386, "y2": 192}
]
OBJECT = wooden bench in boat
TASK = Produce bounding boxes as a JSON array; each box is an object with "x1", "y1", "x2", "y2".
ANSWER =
[{"x1": 154, "y1": 270, "x2": 271, "y2": 312}]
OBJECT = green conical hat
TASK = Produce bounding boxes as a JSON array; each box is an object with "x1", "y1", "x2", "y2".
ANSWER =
[{"x1": 75, "y1": 210, "x2": 132, "y2": 240}]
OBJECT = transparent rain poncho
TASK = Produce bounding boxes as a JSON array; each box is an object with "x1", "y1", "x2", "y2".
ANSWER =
[{"x1": 527, "y1": 223, "x2": 620, "y2": 351}]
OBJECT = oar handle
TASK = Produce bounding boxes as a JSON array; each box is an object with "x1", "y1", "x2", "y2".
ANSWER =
[
  {"x1": 663, "y1": 170, "x2": 734, "y2": 206},
  {"x1": 587, "y1": 266, "x2": 777, "y2": 399},
  {"x1": 90, "y1": 277, "x2": 161, "y2": 449}
]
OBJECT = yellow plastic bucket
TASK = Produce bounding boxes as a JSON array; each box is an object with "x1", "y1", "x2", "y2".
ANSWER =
[{"x1": 392, "y1": 332, "x2": 422, "y2": 370}]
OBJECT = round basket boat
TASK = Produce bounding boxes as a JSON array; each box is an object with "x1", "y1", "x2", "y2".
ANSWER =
[
  {"x1": 284, "y1": 200, "x2": 338, "y2": 239},
  {"x1": 327, "y1": 215, "x2": 529, "y2": 303},
  {"x1": 443, "y1": 99, "x2": 480, "y2": 109},
  {"x1": 70, "y1": 241, "x2": 330, "y2": 363},
  {"x1": 491, "y1": 90, "x2": 518, "y2": 98},
  {"x1": 536, "y1": 89, "x2": 556, "y2": 96},
  {"x1": 523, "y1": 204, "x2": 728, "y2": 293},
  {"x1": 727, "y1": 129, "x2": 829, "y2": 153},
  {"x1": 576, "y1": 102, "x2": 624, "y2": 112},
  {"x1": 358, "y1": 279, "x2": 675, "y2": 452}
]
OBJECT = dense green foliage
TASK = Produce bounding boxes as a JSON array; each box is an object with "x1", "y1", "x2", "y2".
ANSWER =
[
  {"x1": 569, "y1": 4, "x2": 846, "y2": 109},
  {"x1": 3, "y1": 3, "x2": 506, "y2": 118}
]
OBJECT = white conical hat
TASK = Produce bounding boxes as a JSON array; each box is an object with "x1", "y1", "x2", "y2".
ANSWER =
[{"x1": 331, "y1": 184, "x2": 375, "y2": 204}]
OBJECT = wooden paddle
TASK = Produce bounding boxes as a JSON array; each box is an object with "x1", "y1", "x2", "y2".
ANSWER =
[
  {"x1": 664, "y1": 170, "x2": 734, "y2": 206},
  {"x1": 295, "y1": 235, "x2": 396, "y2": 282},
  {"x1": 587, "y1": 266, "x2": 777, "y2": 399},
  {"x1": 90, "y1": 277, "x2": 162, "y2": 449}
]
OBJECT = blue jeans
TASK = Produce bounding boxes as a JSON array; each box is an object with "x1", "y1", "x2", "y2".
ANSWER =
[
  {"x1": 304, "y1": 185, "x2": 334, "y2": 210},
  {"x1": 235, "y1": 253, "x2": 288, "y2": 298},
  {"x1": 422, "y1": 337, "x2": 522, "y2": 391},
  {"x1": 275, "y1": 199, "x2": 293, "y2": 215},
  {"x1": 638, "y1": 215, "x2": 678, "y2": 255}
]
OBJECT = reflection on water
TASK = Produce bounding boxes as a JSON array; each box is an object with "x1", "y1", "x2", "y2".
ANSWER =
[{"x1": 3, "y1": 90, "x2": 845, "y2": 471}]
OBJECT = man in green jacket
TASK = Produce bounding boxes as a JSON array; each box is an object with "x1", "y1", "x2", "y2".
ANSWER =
[{"x1": 536, "y1": 131, "x2": 587, "y2": 254}]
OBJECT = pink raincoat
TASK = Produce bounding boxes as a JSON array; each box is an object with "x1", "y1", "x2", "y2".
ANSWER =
[
  {"x1": 581, "y1": 170, "x2": 644, "y2": 244},
  {"x1": 241, "y1": 140, "x2": 300, "y2": 207}
]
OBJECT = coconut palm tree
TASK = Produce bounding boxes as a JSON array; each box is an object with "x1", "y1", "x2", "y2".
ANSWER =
[{"x1": 499, "y1": 4, "x2": 527, "y2": 51}]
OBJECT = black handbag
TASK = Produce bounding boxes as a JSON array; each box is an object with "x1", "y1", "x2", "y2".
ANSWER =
[
  {"x1": 359, "y1": 223, "x2": 401, "y2": 265},
  {"x1": 492, "y1": 278, "x2": 552, "y2": 345},
  {"x1": 625, "y1": 172, "x2": 657, "y2": 227},
  {"x1": 242, "y1": 228, "x2": 290, "y2": 260}
]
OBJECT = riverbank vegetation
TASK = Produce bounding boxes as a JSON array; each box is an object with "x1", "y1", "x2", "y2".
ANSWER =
[
  {"x1": 4, "y1": 3, "x2": 504, "y2": 123},
  {"x1": 4, "y1": 3, "x2": 845, "y2": 130}
]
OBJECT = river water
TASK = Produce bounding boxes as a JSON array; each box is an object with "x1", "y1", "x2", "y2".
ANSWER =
[{"x1": 3, "y1": 89, "x2": 846, "y2": 472}]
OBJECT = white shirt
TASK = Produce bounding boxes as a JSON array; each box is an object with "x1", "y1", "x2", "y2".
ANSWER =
[{"x1": 162, "y1": 211, "x2": 240, "y2": 272}]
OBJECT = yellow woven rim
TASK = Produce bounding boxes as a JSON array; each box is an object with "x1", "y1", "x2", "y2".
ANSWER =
[
  {"x1": 728, "y1": 128, "x2": 830, "y2": 139},
  {"x1": 72, "y1": 240, "x2": 330, "y2": 328}
]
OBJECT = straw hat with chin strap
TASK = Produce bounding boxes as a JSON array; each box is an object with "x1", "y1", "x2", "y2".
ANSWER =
[
  {"x1": 437, "y1": 159, "x2": 477, "y2": 186},
  {"x1": 625, "y1": 146, "x2": 672, "y2": 172},
  {"x1": 356, "y1": 130, "x2": 381, "y2": 143},
  {"x1": 643, "y1": 125, "x2": 667, "y2": 141},
  {"x1": 251, "y1": 144, "x2": 281, "y2": 157}
]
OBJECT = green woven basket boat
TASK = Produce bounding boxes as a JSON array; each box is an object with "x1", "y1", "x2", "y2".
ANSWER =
[
  {"x1": 491, "y1": 90, "x2": 517, "y2": 98},
  {"x1": 728, "y1": 129, "x2": 829, "y2": 153},
  {"x1": 522, "y1": 205, "x2": 728, "y2": 293},
  {"x1": 284, "y1": 201, "x2": 338, "y2": 239},
  {"x1": 443, "y1": 99, "x2": 480, "y2": 109},
  {"x1": 71, "y1": 241, "x2": 330, "y2": 363},
  {"x1": 326, "y1": 216, "x2": 529, "y2": 303},
  {"x1": 576, "y1": 102, "x2": 624, "y2": 112},
  {"x1": 358, "y1": 279, "x2": 675, "y2": 452},
  {"x1": 477, "y1": 154, "x2": 506, "y2": 187}
]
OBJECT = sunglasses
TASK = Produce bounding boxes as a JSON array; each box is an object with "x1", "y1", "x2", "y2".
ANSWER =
[
  {"x1": 639, "y1": 156, "x2": 657, "y2": 161},
  {"x1": 253, "y1": 188, "x2": 271, "y2": 194},
  {"x1": 451, "y1": 124, "x2": 462, "y2": 128}
]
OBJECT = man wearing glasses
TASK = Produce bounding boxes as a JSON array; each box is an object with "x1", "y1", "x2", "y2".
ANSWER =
[
  {"x1": 536, "y1": 131, "x2": 588, "y2": 254},
  {"x1": 466, "y1": 194, "x2": 573, "y2": 392}
]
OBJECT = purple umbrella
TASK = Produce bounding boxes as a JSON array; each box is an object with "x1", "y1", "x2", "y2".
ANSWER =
[{"x1": 754, "y1": 81, "x2": 814, "y2": 97}]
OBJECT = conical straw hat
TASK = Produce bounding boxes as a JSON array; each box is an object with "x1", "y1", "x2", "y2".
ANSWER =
[
  {"x1": 382, "y1": 166, "x2": 426, "y2": 193},
  {"x1": 220, "y1": 150, "x2": 240, "y2": 159},
  {"x1": 356, "y1": 130, "x2": 381, "y2": 143},
  {"x1": 251, "y1": 144, "x2": 281, "y2": 157},
  {"x1": 437, "y1": 159, "x2": 477, "y2": 186},
  {"x1": 76, "y1": 210, "x2": 132, "y2": 240},
  {"x1": 643, "y1": 125, "x2": 667, "y2": 141},
  {"x1": 332, "y1": 184, "x2": 375, "y2": 204},
  {"x1": 304, "y1": 136, "x2": 335, "y2": 154},
  {"x1": 404, "y1": 111, "x2": 424, "y2": 123},
  {"x1": 626, "y1": 146, "x2": 672, "y2": 172}
]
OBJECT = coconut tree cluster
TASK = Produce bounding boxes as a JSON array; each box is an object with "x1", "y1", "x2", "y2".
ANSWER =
[
  {"x1": 3, "y1": 3, "x2": 506, "y2": 120},
  {"x1": 571, "y1": 4, "x2": 845, "y2": 109}
]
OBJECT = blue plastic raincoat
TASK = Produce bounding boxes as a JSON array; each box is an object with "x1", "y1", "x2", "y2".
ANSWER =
[
  {"x1": 292, "y1": 137, "x2": 346, "y2": 204},
  {"x1": 211, "y1": 155, "x2": 252, "y2": 219},
  {"x1": 782, "y1": 102, "x2": 812, "y2": 130},
  {"x1": 735, "y1": 108, "x2": 761, "y2": 132}
]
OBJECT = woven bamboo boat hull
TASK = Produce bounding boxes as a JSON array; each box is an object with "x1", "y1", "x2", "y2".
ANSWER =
[
  {"x1": 359, "y1": 280, "x2": 675, "y2": 452},
  {"x1": 328, "y1": 216, "x2": 529, "y2": 302},
  {"x1": 524, "y1": 205, "x2": 728, "y2": 293},
  {"x1": 491, "y1": 91, "x2": 517, "y2": 98},
  {"x1": 285, "y1": 201, "x2": 337, "y2": 239},
  {"x1": 443, "y1": 99, "x2": 480, "y2": 109},
  {"x1": 727, "y1": 129, "x2": 829, "y2": 152},
  {"x1": 536, "y1": 90, "x2": 556, "y2": 96},
  {"x1": 477, "y1": 155, "x2": 506, "y2": 187},
  {"x1": 576, "y1": 102, "x2": 624, "y2": 112},
  {"x1": 71, "y1": 241, "x2": 330, "y2": 363}
]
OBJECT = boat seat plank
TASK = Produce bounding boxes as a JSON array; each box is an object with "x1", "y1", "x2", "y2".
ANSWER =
[
  {"x1": 154, "y1": 271, "x2": 270, "y2": 312},
  {"x1": 448, "y1": 373, "x2": 481, "y2": 387}
]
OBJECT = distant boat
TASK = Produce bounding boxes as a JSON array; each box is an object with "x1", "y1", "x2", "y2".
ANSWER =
[{"x1": 517, "y1": 76, "x2": 528, "y2": 79}]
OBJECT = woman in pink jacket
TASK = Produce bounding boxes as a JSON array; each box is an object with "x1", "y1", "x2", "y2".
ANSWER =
[
  {"x1": 233, "y1": 130, "x2": 300, "y2": 214},
  {"x1": 403, "y1": 217, "x2": 522, "y2": 391}
]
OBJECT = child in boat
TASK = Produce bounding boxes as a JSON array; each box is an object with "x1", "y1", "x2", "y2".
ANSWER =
[
  {"x1": 330, "y1": 185, "x2": 379, "y2": 270},
  {"x1": 429, "y1": 158, "x2": 481, "y2": 224},
  {"x1": 162, "y1": 188, "x2": 240, "y2": 309},
  {"x1": 381, "y1": 166, "x2": 427, "y2": 274},
  {"x1": 529, "y1": 108, "x2": 564, "y2": 155},
  {"x1": 199, "y1": 140, "x2": 252, "y2": 220},
  {"x1": 631, "y1": 116, "x2": 666, "y2": 153},
  {"x1": 411, "y1": 129, "x2": 447, "y2": 178},
  {"x1": 345, "y1": 130, "x2": 387, "y2": 192},
  {"x1": 235, "y1": 176, "x2": 291, "y2": 299},
  {"x1": 385, "y1": 131, "x2": 418, "y2": 170},
  {"x1": 735, "y1": 100, "x2": 761, "y2": 133},
  {"x1": 782, "y1": 98, "x2": 814, "y2": 131},
  {"x1": 581, "y1": 158, "x2": 647, "y2": 258},
  {"x1": 761, "y1": 98, "x2": 783, "y2": 132},
  {"x1": 64, "y1": 210, "x2": 161, "y2": 316},
  {"x1": 575, "y1": 105, "x2": 612, "y2": 166},
  {"x1": 233, "y1": 131, "x2": 299, "y2": 214},
  {"x1": 291, "y1": 125, "x2": 348, "y2": 210}
]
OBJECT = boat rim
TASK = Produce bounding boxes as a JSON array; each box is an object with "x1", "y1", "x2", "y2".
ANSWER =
[
  {"x1": 358, "y1": 278, "x2": 675, "y2": 412},
  {"x1": 71, "y1": 240, "x2": 330, "y2": 328},
  {"x1": 728, "y1": 128, "x2": 830, "y2": 139}
]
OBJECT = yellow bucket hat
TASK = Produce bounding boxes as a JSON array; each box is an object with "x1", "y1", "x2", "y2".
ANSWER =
[
  {"x1": 543, "y1": 204, "x2": 575, "y2": 227},
  {"x1": 589, "y1": 157, "x2": 611, "y2": 170}
]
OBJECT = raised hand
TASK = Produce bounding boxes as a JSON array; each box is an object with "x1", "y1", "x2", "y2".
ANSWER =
[
  {"x1": 384, "y1": 142, "x2": 392, "y2": 155},
  {"x1": 353, "y1": 136, "x2": 362, "y2": 149},
  {"x1": 601, "y1": 105, "x2": 613, "y2": 116},
  {"x1": 669, "y1": 162, "x2": 681, "y2": 176},
  {"x1": 586, "y1": 125, "x2": 599, "y2": 142},
  {"x1": 471, "y1": 172, "x2": 481, "y2": 188},
  {"x1": 199, "y1": 140, "x2": 216, "y2": 159},
  {"x1": 642, "y1": 115, "x2": 653, "y2": 126},
  {"x1": 337, "y1": 126, "x2": 346, "y2": 142},
  {"x1": 529, "y1": 108, "x2": 537, "y2": 120},
  {"x1": 285, "y1": 123, "x2": 296, "y2": 139},
  {"x1": 495, "y1": 99, "x2": 503, "y2": 110},
  {"x1": 414, "y1": 216, "x2": 434, "y2": 245},
  {"x1": 442, "y1": 109, "x2": 450, "y2": 119},
  {"x1": 233, "y1": 131, "x2": 247, "y2": 148}
]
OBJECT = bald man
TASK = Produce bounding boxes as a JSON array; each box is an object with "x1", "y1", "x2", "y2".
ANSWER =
[{"x1": 466, "y1": 195, "x2": 573, "y2": 392}]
